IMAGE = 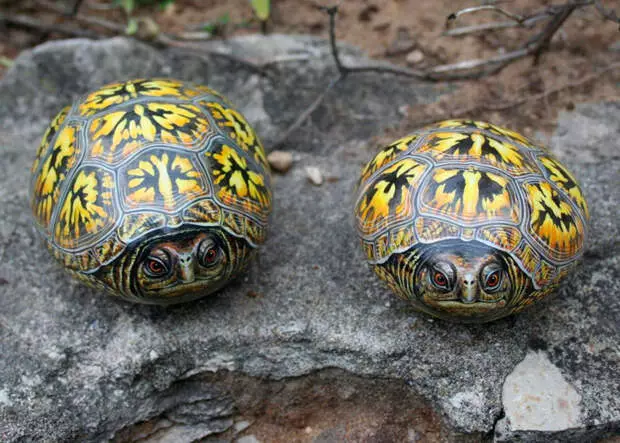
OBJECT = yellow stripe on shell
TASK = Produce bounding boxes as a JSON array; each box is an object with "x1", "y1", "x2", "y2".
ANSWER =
[
  {"x1": 539, "y1": 156, "x2": 589, "y2": 220},
  {"x1": 421, "y1": 168, "x2": 516, "y2": 224},
  {"x1": 359, "y1": 134, "x2": 418, "y2": 185},
  {"x1": 32, "y1": 125, "x2": 79, "y2": 228},
  {"x1": 88, "y1": 103, "x2": 210, "y2": 162},
  {"x1": 54, "y1": 168, "x2": 116, "y2": 249},
  {"x1": 356, "y1": 158, "x2": 426, "y2": 234},
  {"x1": 123, "y1": 151, "x2": 207, "y2": 211},
  {"x1": 525, "y1": 181, "x2": 584, "y2": 259}
]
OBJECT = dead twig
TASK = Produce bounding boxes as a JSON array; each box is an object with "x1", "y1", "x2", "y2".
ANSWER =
[
  {"x1": 594, "y1": 0, "x2": 620, "y2": 26},
  {"x1": 526, "y1": 3, "x2": 577, "y2": 63},
  {"x1": 443, "y1": 13, "x2": 550, "y2": 37},
  {"x1": 71, "y1": 0, "x2": 85, "y2": 16},
  {"x1": 446, "y1": 5, "x2": 526, "y2": 26},
  {"x1": 0, "y1": 12, "x2": 100, "y2": 39},
  {"x1": 273, "y1": 1, "x2": 594, "y2": 147},
  {"x1": 272, "y1": 76, "x2": 343, "y2": 149}
]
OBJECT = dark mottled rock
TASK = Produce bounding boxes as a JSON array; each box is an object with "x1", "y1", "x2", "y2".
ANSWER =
[{"x1": 0, "y1": 37, "x2": 618, "y2": 442}]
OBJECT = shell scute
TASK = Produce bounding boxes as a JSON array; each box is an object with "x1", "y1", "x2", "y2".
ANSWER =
[
  {"x1": 418, "y1": 166, "x2": 520, "y2": 225},
  {"x1": 31, "y1": 105, "x2": 70, "y2": 175},
  {"x1": 31, "y1": 123, "x2": 82, "y2": 232},
  {"x1": 78, "y1": 78, "x2": 211, "y2": 117},
  {"x1": 476, "y1": 225, "x2": 522, "y2": 252},
  {"x1": 119, "y1": 148, "x2": 209, "y2": 212},
  {"x1": 523, "y1": 180, "x2": 585, "y2": 262},
  {"x1": 204, "y1": 141, "x2": 271, "y2": 223},
  {"x1": 418, "y1": 130, "x2": 538, "y2": 176},
  {"x1": 432, "y1": 119, "x2": 537, "y2": 149},
  {"x1": 537, "y1": 154, "x2": 589, "y2": 220},
  {"x1": 117, "y1": 212, "x2": 166, "y2": 244},
  {"x1": 87, "y1": 102, "x2": 214, "y2": 164},
  {"x1": 358, "y1": 134, "x2": 419, "y2": 185},
  {"x1": 53, "y1": 165, "x2": 117, "y2": 250},
  {"x1": 355, "y1": 157, "x2": 429, "y2": 238},
  {"x1": 182, "y1": 199, "x2": 222, "y2": 226},
  {"x1": 201, "y1": 100, "x2": 269, "y2": 170},
  {"x1": 414, "y1": 217, "x2": 460, "y2": 243}
]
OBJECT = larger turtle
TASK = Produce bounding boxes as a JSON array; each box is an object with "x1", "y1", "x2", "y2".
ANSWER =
[
  {"x1": 30, "y1": 78, "x2": 272, "y2": 304},
  {"x1": 354, "y1": 120, "x2": 589, "y2": 323}
]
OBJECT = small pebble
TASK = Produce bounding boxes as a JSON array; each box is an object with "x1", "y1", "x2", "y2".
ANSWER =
[
  {"x1": 386, "y1": 27, "x2": 415, "y2": 56},
  {"x1": 406, "y1": 49, "x2": 425, "y2": 65},
  {"x1": 234, "y1": 420, "x2": 251, "y2": 433},
  {"x1": 305, "y1": 166, "x2": 323, "y2": 186},
  {"x1": 237, "y1": 436, "x2": 260, "y2": 443},
  {"x1": 267, "y1": 150, "x2": 293, "y2": 173}
]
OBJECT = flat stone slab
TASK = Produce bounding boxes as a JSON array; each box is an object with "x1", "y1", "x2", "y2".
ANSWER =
[{"x1": 0, "y1": 37, "x2": 618, "y2": 442}]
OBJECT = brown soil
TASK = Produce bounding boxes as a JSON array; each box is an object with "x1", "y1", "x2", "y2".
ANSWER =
[
  {"x1": 113, "y1": 369, "x2": 487, "y2": 443},
  {"x1": 2, "y1": 0, "x2": 619, "y2": 143}
]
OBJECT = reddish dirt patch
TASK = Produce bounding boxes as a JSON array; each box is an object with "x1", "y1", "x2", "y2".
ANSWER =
[{"x1": 1, "y1": 1, "x2": 618, "y2": 145}]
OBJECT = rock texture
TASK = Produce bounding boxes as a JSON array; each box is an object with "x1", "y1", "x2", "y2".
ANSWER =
[{"x1": 0, "y1": 36, "x2": 618, "y2": 442}]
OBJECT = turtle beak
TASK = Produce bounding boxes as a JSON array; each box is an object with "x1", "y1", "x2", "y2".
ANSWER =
[
  {"x1": 460, "y1": 274, "x2": 478, "y2": 304},
  {"x1": 178, "y1": 254, "x2": 195, "y2": 283}
]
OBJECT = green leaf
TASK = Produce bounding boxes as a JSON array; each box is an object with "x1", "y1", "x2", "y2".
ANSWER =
[
  {"x1": 218, "y1": 12, "x2": 230, "y2": 25},
  {"x1": 249, "y1": 0, "x2": 270, "y2": 21},
  {"x1": 125, "y1": 18, "x2": 139, "y2": 35},
  {"x1": 0, "y1": 56, "x2": 14, "y2": 68},
  {"x1": 158, "y1": 0, "x2": 175, "y2": 10},
  {"x1": 117, "y1": 0, "x2": 135, "y2": 14}
]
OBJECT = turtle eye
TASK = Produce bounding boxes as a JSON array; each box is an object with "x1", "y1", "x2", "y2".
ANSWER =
[
  {"x1": 143, "y1": 256, "x2": 170, "y2": 278},
  {"x1": 484, "y1": 270, "x2": 502, "y2": 291},
  {"x1": 198, "y1": 239, "x2": 221, "y2": 267},
  {"x1": 431, "y1": 268, "x2": 452, "y2": 291}
]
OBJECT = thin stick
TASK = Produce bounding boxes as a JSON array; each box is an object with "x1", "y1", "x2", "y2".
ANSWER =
[
  {"x1": 594, "y1": 0, "x2": 620, "y2": 25},
  {"x1": 322, "y1": 6, "x2": 348, "y2": 76},
  {"x1": 272, "y1": 0, "x2": 602, "y2": 147},
  {"x1": 446, "y1": 5, "x2": 526, "y2": 26},
  {"x1": 443, "y1": 14, "x2": 550, "y2": 37},
  {"x1": 71, "y1": 0, "x2": 85, "y2": 16},
  {"x1": 526, "y1": 4, "x2": 576, "y2": 63},
  {"x1": 272, "y1": 76, "x2": 344, "y2": 150},
  {"x1": 0, "y1": 12, "x2": 100, "y2": 39}
]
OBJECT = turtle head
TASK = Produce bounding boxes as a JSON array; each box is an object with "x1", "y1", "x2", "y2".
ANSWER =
[
  {"x1": 97, "y1": 227, "x2": 253, "y2": 304},
  {"x1": 377, "y1": 241, "x2": 529, "y2": 322}
]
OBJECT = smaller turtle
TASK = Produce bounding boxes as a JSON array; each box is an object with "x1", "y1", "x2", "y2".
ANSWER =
[
  {"x1": 29, "y1": 78, "x2": 272, "y2": 304},
  {"x1": 354, "y1": 120, "x2": 589, "y2": 323}
]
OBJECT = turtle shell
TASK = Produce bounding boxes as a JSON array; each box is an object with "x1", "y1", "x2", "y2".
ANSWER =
[
  {"x1": 354, "y1": 120, "x2": 589, "y2": 292},
  {"x1": 30, "y1": 78, "x2": 271, "y2": 281}
]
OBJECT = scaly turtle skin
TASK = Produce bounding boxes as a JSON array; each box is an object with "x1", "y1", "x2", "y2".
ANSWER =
[
  {"x1": 29, "y1": 78, "x2": 272, "y2": 304},
  {"x1": 354, "y1": 120, "x2": 589, "y2": 323}
]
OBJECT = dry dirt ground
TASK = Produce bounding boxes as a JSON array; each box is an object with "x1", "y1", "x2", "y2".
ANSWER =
[
  {"x1": 1, "y1": 1, "x2": 619, "y2": 442},
  {"x1": 1, "y1": 0, "x2": 619, "y2": 143}
]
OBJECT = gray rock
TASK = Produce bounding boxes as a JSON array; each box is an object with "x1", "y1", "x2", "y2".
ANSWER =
[
  {"x1": 0, "y1": 36, "x2": 618, "y2": 442},
  {"x1": 502, "y1": 351, "x2": 582, "y2": 432}
]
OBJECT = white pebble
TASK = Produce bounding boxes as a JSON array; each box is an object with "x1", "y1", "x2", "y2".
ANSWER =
[
  {"x1": 406, "y1": 49, "x2": 425, "y2": 65},
  {"x1": 267, "y1": 150, "x2": 293, "y2": 173},
  {"x1": 305, "y1": 166, "x2": 323, "y2": 186}
]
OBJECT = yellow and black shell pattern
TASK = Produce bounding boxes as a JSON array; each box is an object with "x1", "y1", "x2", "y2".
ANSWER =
[
  {"x1": 354, "y1": 120, "x2": 589, "y2": 292},
  {"x1": 29, "y1": 78, "x2": 272, "y2": 275}
]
